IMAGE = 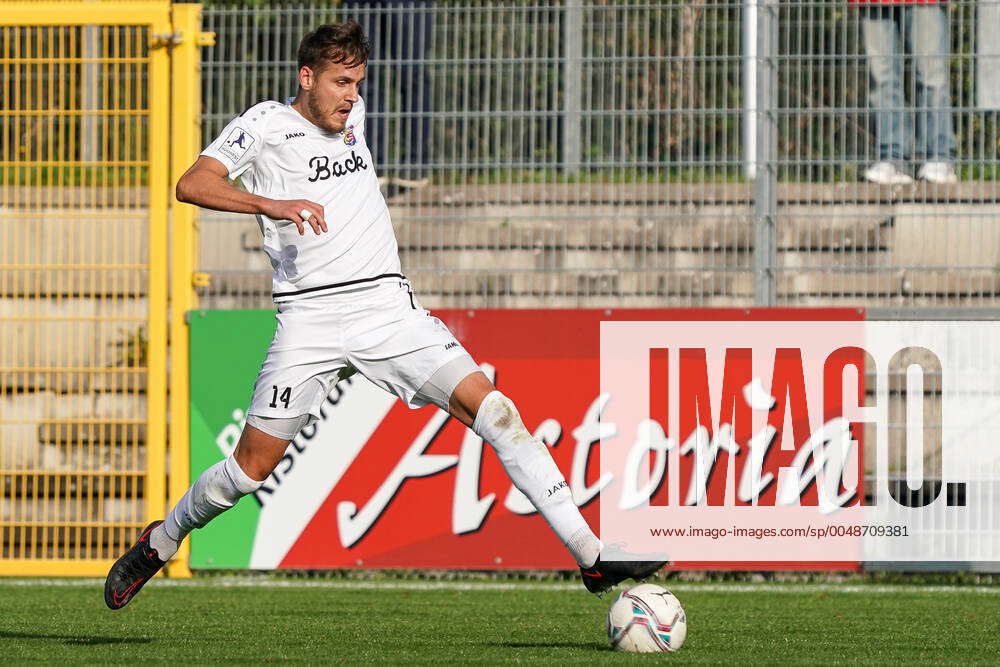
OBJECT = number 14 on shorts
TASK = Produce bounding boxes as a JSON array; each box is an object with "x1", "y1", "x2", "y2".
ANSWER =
[{"x1": 269, "y1": 385, "x2": 291, "y2": 409}]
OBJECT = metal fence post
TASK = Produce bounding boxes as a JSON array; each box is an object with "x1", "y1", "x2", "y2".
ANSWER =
[
  {"x1": 753, "y1": 0, "x2": 777, "y2": 306},
  {"x1": 743, "y1": 0, "x2": 756, "y2": 180},
  {"x1": 563, "y1": 0, "x2": 582, "y2": 177},
  {"x1": 166, "y1": 2, "x2": 208, "y2": 580}
]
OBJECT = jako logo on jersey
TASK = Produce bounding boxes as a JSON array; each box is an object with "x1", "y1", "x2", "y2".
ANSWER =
[
  {"x1": 307, "y1": 150, "x2": 367, "y2": 182},
  {"x1": 285, "y1": 132, "x2": 305, "y2": 140},
  {"x1": 343, "y1": 125, "x2": 357, "y2": 146},
  {"x1": 545, "y1": 480, "x2": 569, "y2": 498},
  {"x1": 444, "y1": 341, "x2": 459, "y2": 351}
]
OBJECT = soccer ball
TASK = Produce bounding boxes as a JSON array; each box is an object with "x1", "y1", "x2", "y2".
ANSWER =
[{"x1": 606, "y1": 583, "x2": 687, "y2": 653}]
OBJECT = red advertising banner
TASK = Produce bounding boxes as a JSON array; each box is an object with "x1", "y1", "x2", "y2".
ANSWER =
[{"x1": 264, "y1": 309, "x2": 863, "y2": 571}]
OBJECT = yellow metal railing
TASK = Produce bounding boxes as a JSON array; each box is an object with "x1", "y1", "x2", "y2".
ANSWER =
[
  {"x1": 0, "y1": 1, "x2": 203, "y2": 576},
  {"x1": 166, "y1": 2, "x2": 202, "y2": 579}
]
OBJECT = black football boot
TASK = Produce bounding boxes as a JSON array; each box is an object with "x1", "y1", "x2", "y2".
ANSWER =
[
  {"x1": 580, "y1": 556, "x2": 668, "y2": 594},
  {"x1": 104, "y1": 520, "x2": 166, "y2": 610}
]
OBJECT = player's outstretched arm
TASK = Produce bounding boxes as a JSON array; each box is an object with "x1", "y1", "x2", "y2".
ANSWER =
[{"x1": 175, "y1": 155, "x2": 328, "y2": 235}]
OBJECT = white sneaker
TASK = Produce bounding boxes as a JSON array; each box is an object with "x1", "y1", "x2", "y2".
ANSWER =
[
  {"x1": 918, "y1": 161, "x2": 958, "y2": 184},
  {"x1": 864, "y1": 161, "x2": 914, "y2": 185},
  {"x1": 394, "y1": 176, "x2": 430, "y2": 189}
]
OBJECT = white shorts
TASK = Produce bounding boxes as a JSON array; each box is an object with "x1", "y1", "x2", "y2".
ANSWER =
[{"x1": 248, "y1": 280, "x2": 475, "y2": 421}]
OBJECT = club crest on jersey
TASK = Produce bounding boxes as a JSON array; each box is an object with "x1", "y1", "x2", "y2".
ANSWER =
[{"x1": 343, "y1": 125, "x2": 357, "y2": 146}]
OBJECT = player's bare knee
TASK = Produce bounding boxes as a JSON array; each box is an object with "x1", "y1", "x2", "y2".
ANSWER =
[
  {"x1": 236, "y1": 414, "x2": 310, "y2": 480},
  {"x1": 414, "y1": 355, "x2": 487, "y2": 424},
  {"x1": 232, "y1": 444, "x2": 276, "y2": 483},
  {"x1": 447, "y1": 372, "x2": 495, "y2": 424}
]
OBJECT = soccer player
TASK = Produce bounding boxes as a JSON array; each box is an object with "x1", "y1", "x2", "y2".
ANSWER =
[{"x1": 104, "y1": 21, "x2": 664, "y2": 609}]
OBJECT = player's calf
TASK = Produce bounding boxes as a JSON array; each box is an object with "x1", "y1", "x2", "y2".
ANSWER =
[
  {"x1": 468, "y1": 389, "x2": 603, "y2": 569},
  {"x1": 104, "y1": 445, "x2": 268, "y2": 608}
]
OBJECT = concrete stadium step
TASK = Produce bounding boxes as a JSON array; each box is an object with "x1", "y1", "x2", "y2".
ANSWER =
[
  {"x1": 405, "y1": 269, "x2": 753, "y2": 299},
  {"x1": 37, "y1": 421, "x2": 145, "y2": 449},
  {"x1": 891, "y1": 204, "x2": 1000, "y2": 272},
  {"x1": 399, "y1": 248, "x2": 753, "y2": 272},
  {"x1": 777, "y1": 294, "x2": 1000, "y2": 308},
  {"x1": 0, "y1": 472, "x2": 145, "y2": 502},
  {"x1": 197, "y1": 271, "x2": 271, "y2": 303},
  {"x1": 0, "y1": 270, "x2": 145, "y2": 299},
  {"x1": 390, "y1": 206, "x2": 886, "y2": 252},
  {"x1": 198, "y1": 211, "x2": 271, "y2": 274},
  {"x1": 391, "y1": 207, "x2": 754, "y2": 250},
  {"x1": 197, "y1": 267, "x2": 1000, "y2": 309},
  {"x1": 194, "y1": 201, "x2": 1000, "y2": 307},
  {"x1": 0, "y1": 392, "x2": 145, "y2": 471},
  {"x1": 778, "y1": 270, "x2": 1000, "y2": 300},
  {"x1": 1, "y1": 520, "x2": 145, "y2": 558},
  {"x1": 862, "y1": 398, "x2": 942, "y2": 476},
  {"x1": 1, "y1": 497, "x2": 140, "y2": 524},
  {"x1": 2, "y1": 187, "x2": 149, "y2": 208},
  {"x1": 200, "y1": 205, "x2": 888, "y2": 270},
  {"x1": 410, "y1": 269, "x2": 943, "y2": 301},
  {"x1": 780, "y1": 250, "x2": 888, "y2": 271},
  {"x1": 385, "y1": 182, "x2": 1000, "y2": 206},
  {"x1": 0, "y1": 209, "x2": 148, "y2": 298},
  {"x1": 195, "y1": 273, "x2": 756, "y2": 310},
  {"x1": 0, "y1": 369, "x2": 145, "y2": 397},
  {"x1": 8, "y1": 182, "x2": 1000, "y2": 209},
  {"x1": 900, "y1": 270, "x2": 1000, "y2": 296},
  {"x1": 412, "y1": 293, "x2": 755, "y2": 309},
  {"x1": 0, "y1": 298, "x2": 148, "y2": 392},
  {"x1": 776, "y1": 205, "x2": 891, "y2": 251},
  {"x1": 777, "y1": 272, "x2": 902, "y2": 298}
]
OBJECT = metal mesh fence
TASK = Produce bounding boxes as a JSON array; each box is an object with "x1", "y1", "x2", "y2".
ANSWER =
[
  {"x1": 198, "y1": 0, "x2": 753, "y2": 308},
  {"x1": 196, "y1": 0, "x2": 1000, "y2": 310}
]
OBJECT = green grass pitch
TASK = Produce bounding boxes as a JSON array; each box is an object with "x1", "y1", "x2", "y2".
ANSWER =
[{"x1": 1, "y1": 578, "x2": 999, "y2": 664}]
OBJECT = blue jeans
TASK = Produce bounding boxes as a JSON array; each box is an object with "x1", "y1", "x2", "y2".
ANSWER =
[
  {"x1": 341, "y1": 0, "x2": 434, "y2": 181},
  {"x1": 861, "y1": 5, "x2": 956, "y2": 162}
]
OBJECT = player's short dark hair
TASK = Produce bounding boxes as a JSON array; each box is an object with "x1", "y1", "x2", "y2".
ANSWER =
[{"x1": 298, "y1": 21, "x2": 369, "y2": 72}]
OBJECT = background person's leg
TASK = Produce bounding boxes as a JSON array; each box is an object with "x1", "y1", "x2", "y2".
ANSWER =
[
  {"x1": 397, "y1": 0, "x2": 434, "y2": 186},
  {"x1": 861, "y1": 6, "x2": 908, "y2": 166},
  {"x1": 910, "y1": 5, "x2": 956, "y2": 167},
  {"x1": 341, "y1": 1, "x2": 389, "y2": 170}
]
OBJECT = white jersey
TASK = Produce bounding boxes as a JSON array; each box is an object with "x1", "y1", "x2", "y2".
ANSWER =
[{"x1": 201, "y1": 97, "x2": 402, "y2": 303}]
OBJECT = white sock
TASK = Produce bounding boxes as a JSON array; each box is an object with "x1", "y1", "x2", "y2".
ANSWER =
[
  {"x1": 159, "y1": 455, "x2": 263, "y2": 561},
  {"x1": 472, "y1": 391, "x2": 602, "y2": 567},
  {"x1": 149, "y1": 523, "x2": 181, "y2": 562}
]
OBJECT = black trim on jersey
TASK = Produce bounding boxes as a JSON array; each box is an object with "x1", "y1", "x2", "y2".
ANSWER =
[
  {"x1": 406, "y1": 284, "x2": 416, "y2": 309},
  {"x1": 272, "y1": 273, "x2": 407, "y2": 299}
]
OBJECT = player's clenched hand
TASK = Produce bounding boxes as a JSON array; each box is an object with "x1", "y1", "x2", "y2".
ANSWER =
[{"x1": 259, "y1": 199, "x2": 328, "y2": 236}]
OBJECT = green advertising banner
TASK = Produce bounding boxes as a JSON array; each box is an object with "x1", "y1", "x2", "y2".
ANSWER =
[{"x1": 189, "y1": 309, "x2": 276, "y2": 568}]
